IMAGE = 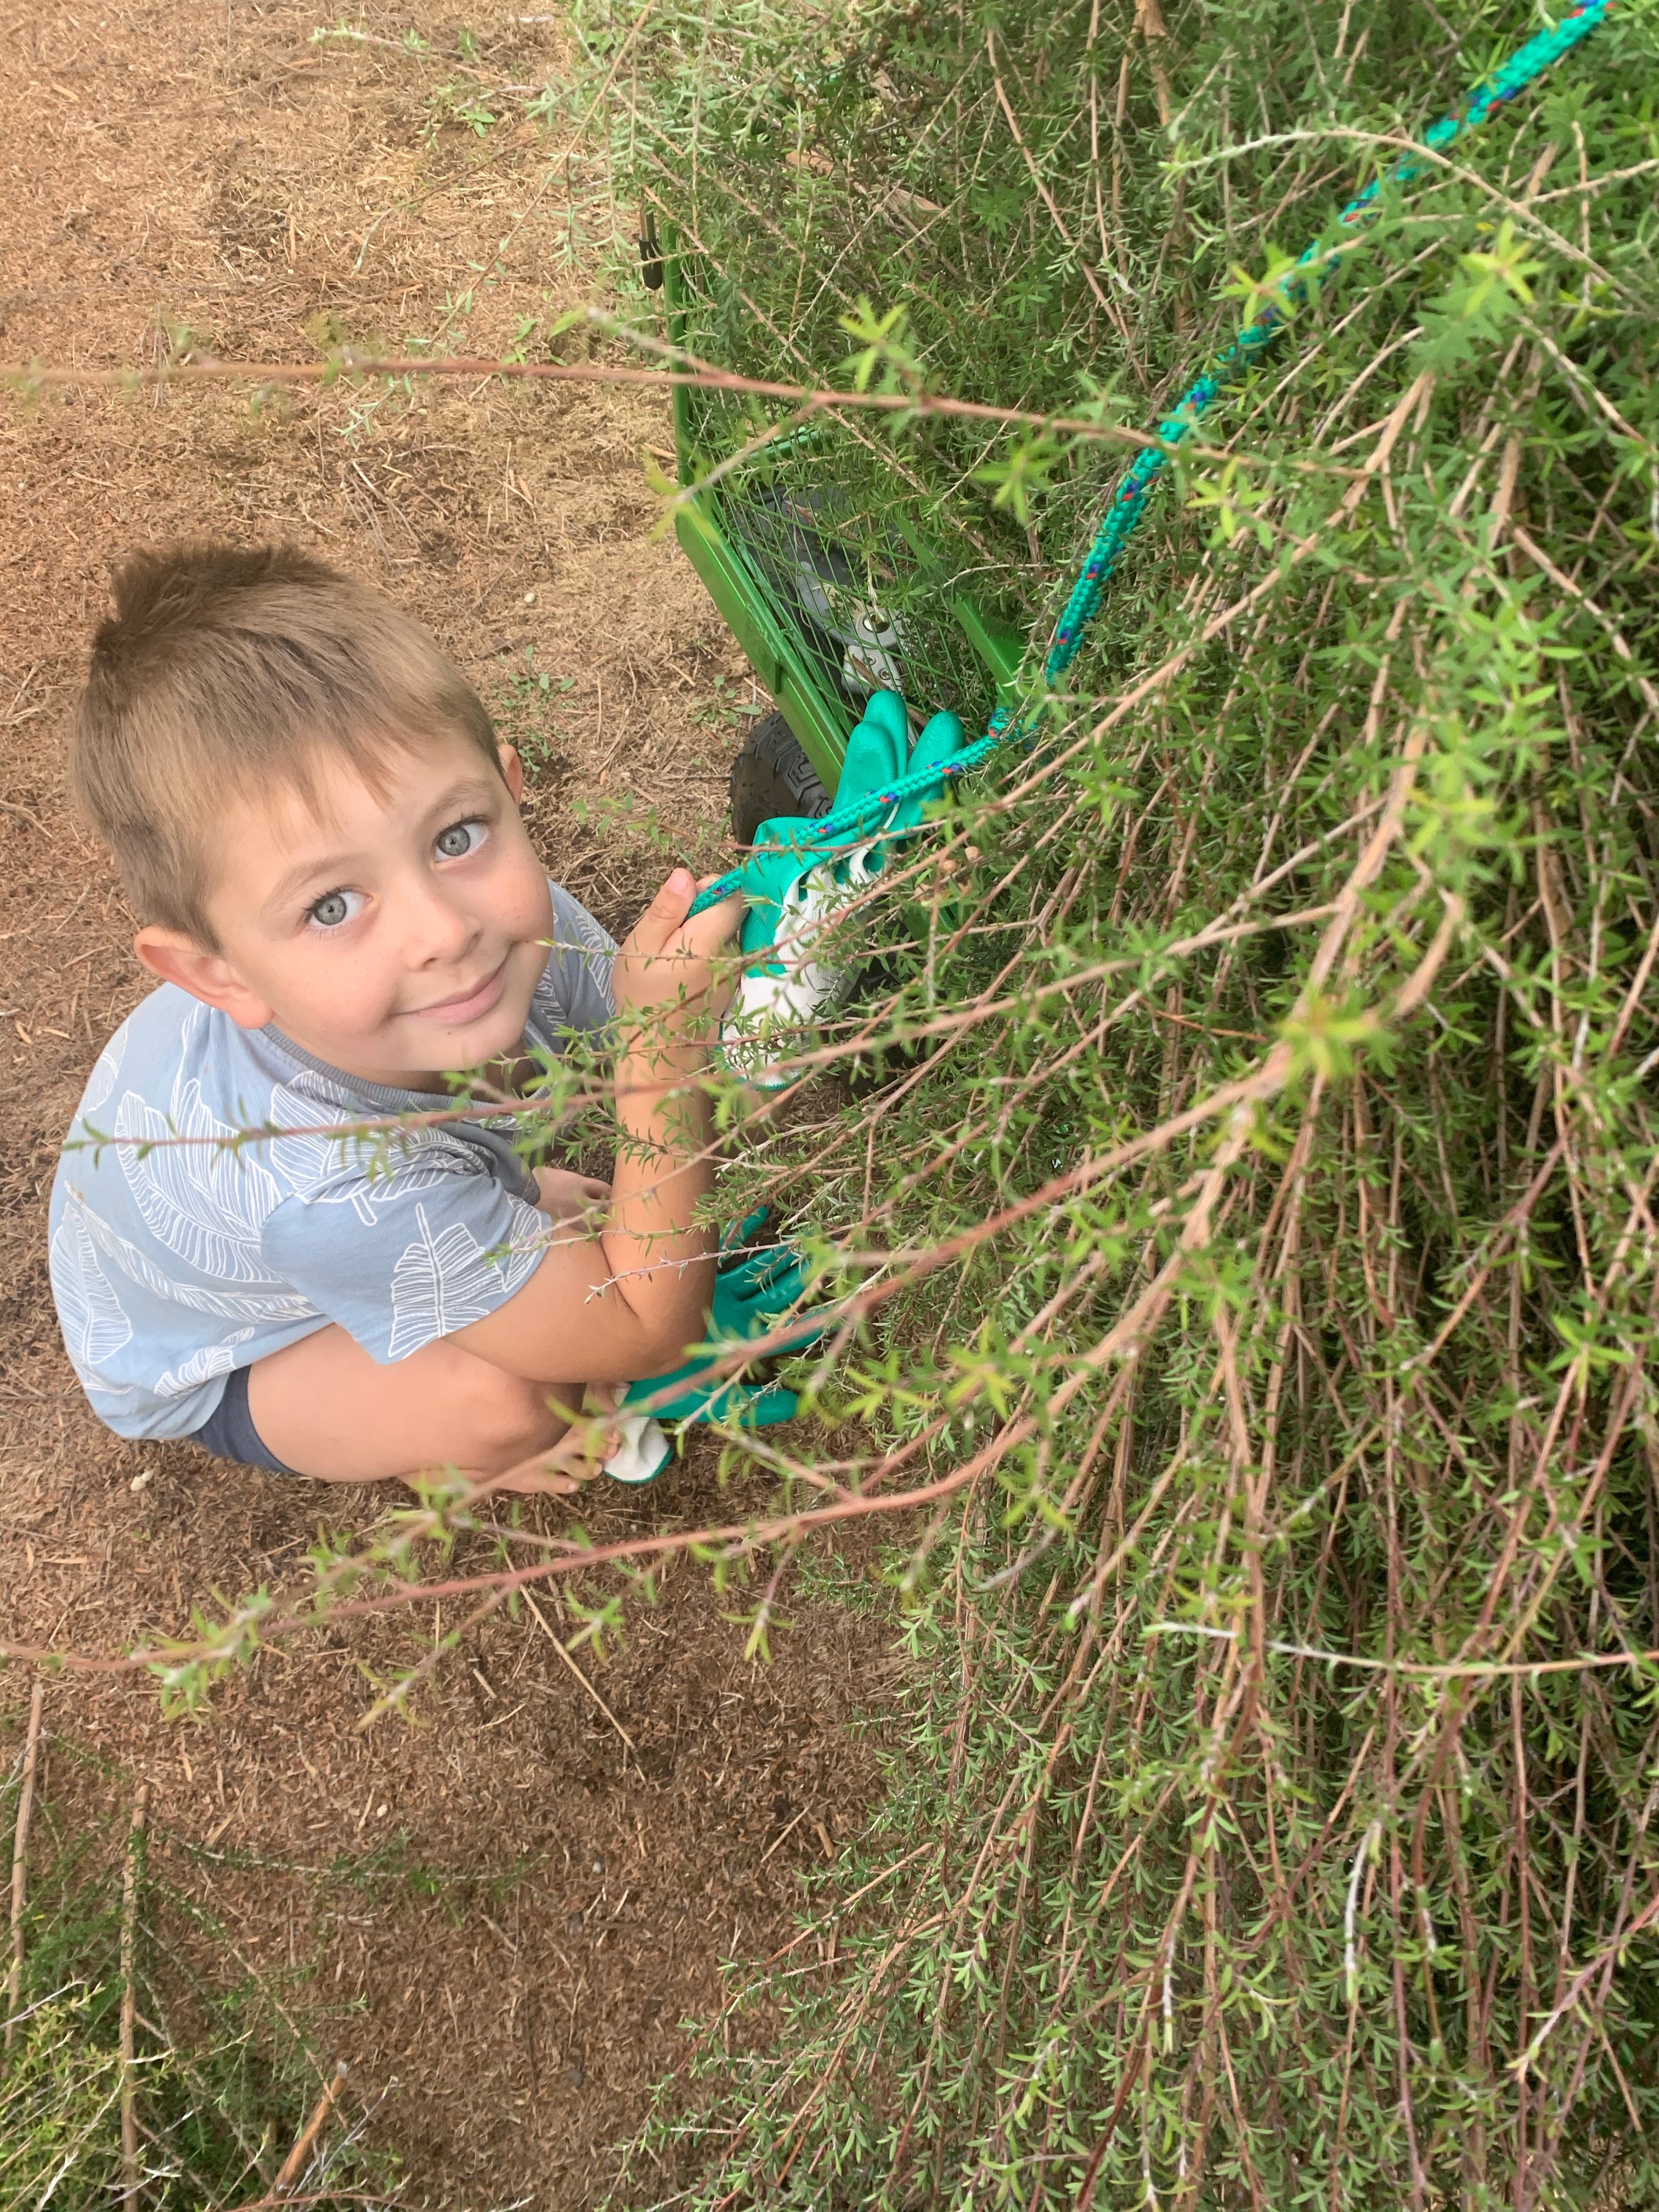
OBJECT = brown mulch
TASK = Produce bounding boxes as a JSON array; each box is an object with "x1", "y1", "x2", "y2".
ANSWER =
[{"x1": 0, "y1": 4, "x2": 896, "y2": 2202}]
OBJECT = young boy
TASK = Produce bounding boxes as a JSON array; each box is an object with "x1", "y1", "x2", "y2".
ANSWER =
[{"x1": 49, "y1": 543, "x2": 740, "y2": 1490}]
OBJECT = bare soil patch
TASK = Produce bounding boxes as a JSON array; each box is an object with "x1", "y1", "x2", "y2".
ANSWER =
[{"x1": 0, "y1": 5, "x2": 893, "y2": 2202}]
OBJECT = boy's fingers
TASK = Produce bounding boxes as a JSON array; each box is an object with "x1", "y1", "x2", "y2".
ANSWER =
[
  {"x1": 631, "y1": 866, "x2": 697, "y2": 952},
  {"x1": 625, "y1": 871, "x2": 741, "y2": 970},
  {"x1": 686, "y1": 889, "x2": 744, "y2": 946}
]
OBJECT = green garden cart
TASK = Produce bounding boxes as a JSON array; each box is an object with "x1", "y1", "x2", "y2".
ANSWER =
[{"x1": 654, "y1": 237, "x2": 1028, "y2": 844}]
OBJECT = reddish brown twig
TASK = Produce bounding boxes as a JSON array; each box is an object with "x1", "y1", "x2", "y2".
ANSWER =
[{"x1": 273, "y1": 2061, "x2": 349, "y2": 2196}]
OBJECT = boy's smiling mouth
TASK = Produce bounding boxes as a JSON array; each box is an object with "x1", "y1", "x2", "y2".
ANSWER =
[{"x1": 405, "y1": 953, "x2": 512, "y2": 1026}]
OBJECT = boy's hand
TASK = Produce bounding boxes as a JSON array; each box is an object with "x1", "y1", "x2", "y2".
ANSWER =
[
  {"x1": 532, "y1": 1165, "x2": 612, "y2": 1228},
  {"x1": 614, "y1": 867, "x2": 742, "y2": 1024},
  {"x1": 455, "y1": 868, "x2": 733, "y2": 1389}
]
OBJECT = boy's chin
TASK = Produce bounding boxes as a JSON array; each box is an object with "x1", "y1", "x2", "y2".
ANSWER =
[
  {"x1": 421, "y1": 1003, "x2": 533, "y2": 1075},
  {"x1": 292, "y1": 1013, "x2": 525, "y2": 1087}
]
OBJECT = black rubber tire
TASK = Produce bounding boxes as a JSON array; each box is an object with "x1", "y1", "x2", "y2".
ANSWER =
[{"x1": 729, "y1": 710, "x2": 832, "y2": 848}]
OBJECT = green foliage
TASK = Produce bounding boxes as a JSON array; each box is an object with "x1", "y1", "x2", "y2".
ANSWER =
[
  {"x1": 687, "y1": 670, "x2": 768, "y2": 727},
  {"x1": 583, "y1": 0, "x2": 1659, "y2": 2205},
  {"x1": 486, "y1": 651, "x2": 579, "y2": 775},
  {"x1": 0, "y1": 1740, "x2": 392, "y2": 2208}
]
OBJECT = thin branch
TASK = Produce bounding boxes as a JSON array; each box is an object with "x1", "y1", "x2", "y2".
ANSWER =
[
  {"x1": 273, "y1": 2061, "x2": 349, "y2": 2197},
  {"x1": 119, "y1": 1781, "x2": 150, "y2": 2208},
  {"x1": 520, "y1": 1589, "x2": 639, "y2": 1760},
  {"x1": 4, "y1": 1680, "x2": 46, "y2": 2053}
]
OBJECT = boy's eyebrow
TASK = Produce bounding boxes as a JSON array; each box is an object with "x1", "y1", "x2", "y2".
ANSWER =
[
  {"x1": 260, "y1": 775, "x2": 505, "y2": 911},
  {"x1": 263, "y1": 844, "x2": 371, "y2": 912}
]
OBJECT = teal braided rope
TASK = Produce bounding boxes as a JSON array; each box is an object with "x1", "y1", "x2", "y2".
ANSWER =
[
  {"x1": 685, "y1": 0, "x2": 1613, "y2": 920},
  {"x1": 1045, "y1": 0, "x2": 1615, "y2": 675}
]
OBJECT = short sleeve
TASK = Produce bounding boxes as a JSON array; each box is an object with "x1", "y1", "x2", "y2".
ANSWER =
[
  {"x1": 529, "y1": 883, "x2": 617, "y2": 1046},
  {"x1": 260, "y1": 1137, "x2": 546, "y2": 1365}
]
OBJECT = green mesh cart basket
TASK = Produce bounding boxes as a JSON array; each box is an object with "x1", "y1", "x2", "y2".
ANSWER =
[{"x1": 657, "y1": 238, "x2": 1027, "y2": 841}]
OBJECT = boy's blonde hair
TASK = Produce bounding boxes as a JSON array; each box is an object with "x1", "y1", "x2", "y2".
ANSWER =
[{"x1": 72, "y1": 543, "x2": 503, "y2": 946}]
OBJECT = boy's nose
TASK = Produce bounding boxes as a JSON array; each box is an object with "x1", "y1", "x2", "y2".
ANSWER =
[{"x1": 400, "y1": 880, "x2": 478, "y2": 967}]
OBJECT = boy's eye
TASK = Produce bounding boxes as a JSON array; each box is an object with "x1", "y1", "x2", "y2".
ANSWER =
[
  {"x1": 307, "y1": 888, "x2": 365, "y2": 930},
  {"x1": 435, "y1": 819, "x2": 487, "y2": 861}
]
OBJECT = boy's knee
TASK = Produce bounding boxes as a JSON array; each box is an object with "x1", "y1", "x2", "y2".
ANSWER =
[{"x1": 458, "y1": 1367, "x2": 568, "y2": 1472}]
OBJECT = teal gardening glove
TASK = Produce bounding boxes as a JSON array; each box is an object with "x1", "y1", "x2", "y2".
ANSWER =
[
  {"x1": 830, "y1": 687, "x2": 969, "y2": 849},
  {"x1": 619, "y1": 1214, "x2": 834, "y2": 1429},
  {"x1": 723, "y1": 692, "x2": 972, "y2": 1082}
]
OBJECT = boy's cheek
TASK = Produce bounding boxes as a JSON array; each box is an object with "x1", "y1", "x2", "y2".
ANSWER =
[
  {"x1": 272, "y1": 948, "x2": 395, "y2": 1045},
  {"x1": 511, "y1": 858, "x2": 557, "y2": 936}
]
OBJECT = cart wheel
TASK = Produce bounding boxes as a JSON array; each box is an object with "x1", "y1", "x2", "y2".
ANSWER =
[{"x1": 730, "y1": 711, "x2": 832, "y2": 849}]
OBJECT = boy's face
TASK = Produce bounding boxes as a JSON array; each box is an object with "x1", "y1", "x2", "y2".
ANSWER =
[{"x1": 134, "y1": 728, "x2": 557, "y2": 1091}]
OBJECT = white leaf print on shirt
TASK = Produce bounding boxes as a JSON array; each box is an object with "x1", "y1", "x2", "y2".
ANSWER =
[
  {"x1": 267, "y1": 1077, "x2": 472, "y2": 1225},
  {"x1": 153, "y1": 1328, "x2": 256, "y2": 1401},
  {"x1": 387, "y1": 1201, "x2": 542, "y2": 1360},
  {"x1": 81, "y1": 1199, "x2": 316, "y2": 1323},
  {"x1": 555, "y1": 906, "x2": 614, "y2": 969},
  {"x1": 116, "y1": 1077, "x2": 285, "y2": 1283},
  {"x1": 81, "y1": 1024, "x2": 128, "y2": 1117},
  {"x1": 51, "y1": 1200, "x2": 133, "y2": 1373}
]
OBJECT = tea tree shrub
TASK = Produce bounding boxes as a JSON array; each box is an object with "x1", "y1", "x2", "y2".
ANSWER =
[{"x1": 587, "y1": 2, "x2": 1659, "y2": 2203}]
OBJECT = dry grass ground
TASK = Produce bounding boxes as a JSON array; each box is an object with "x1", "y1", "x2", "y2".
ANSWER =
[{"x1": 0, "y1": 4, "x2": 893, "y2": 2202}]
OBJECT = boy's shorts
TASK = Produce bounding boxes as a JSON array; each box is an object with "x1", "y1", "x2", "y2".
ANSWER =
[{"x1": 188, "y1": 1366, "x2": 297, "y2": 1476}]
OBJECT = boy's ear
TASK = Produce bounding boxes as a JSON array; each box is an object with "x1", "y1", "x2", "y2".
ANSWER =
[
  {"x1": 498, "y1": 742, "x2": 525, "y2": 804},
  {"x1": 133, "y1": 928, "x2": 275, "y2": 1031}
]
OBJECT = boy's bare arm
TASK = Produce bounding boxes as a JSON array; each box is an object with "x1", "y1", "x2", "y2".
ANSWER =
[{"x1": 452, "y1": 868, "x2": 741, "y2": 1385}]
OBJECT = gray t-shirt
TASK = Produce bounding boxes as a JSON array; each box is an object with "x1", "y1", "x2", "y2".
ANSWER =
[{"x1": 48, "y1": 882, "x2": 616, "y2": 1442}]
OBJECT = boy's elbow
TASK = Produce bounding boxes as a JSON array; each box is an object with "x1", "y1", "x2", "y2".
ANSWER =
[
  {"x1": 629, "y1": 1313, "x2": 704, "y2": 1377},
  {"x1": 624, "y1": 1277, "x2": 714, "y2": 1377}
]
